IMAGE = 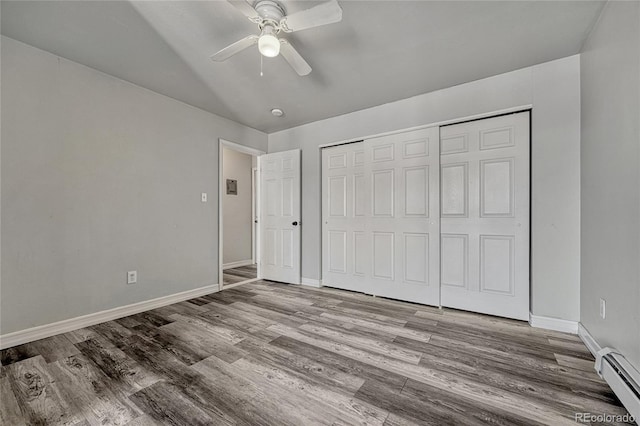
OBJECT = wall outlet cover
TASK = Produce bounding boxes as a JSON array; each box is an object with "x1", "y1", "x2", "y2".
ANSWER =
[
  {"x1": 127, "y1": 270, "x2": 137, "y2": 285},
  {"x1": 599, "y1": 298, "x2": 606, "y2": 319}
]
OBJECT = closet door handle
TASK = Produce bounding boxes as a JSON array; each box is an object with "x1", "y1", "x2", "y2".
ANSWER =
[{"x1": 292, "y1": 221, "x2": 299, "y2": 226}]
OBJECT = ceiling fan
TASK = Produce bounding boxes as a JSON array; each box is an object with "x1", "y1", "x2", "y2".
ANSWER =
[{"x1": 211, "y1": 0, "x2": 343, "y2": 76}]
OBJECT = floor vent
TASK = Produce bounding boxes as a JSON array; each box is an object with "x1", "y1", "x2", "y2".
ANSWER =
[{"x1": 596, "y1": 348, "x2": 640, "y2": 423}]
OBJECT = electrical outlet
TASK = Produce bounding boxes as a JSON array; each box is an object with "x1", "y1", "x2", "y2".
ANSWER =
[
  {"x1": 600, "y1": 298, "x2": 606, "y2": 319},
  {"x1": 127, "y1": 270, "x2": 137, "y2": 285},
  {"x1": 201, "y1": 192, "x2": 207, "y2": 202}
]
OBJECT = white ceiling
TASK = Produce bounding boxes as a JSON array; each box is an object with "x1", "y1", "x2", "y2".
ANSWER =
[{"x1": 1, "y1": 0, "x2": 604, "y2": 133}]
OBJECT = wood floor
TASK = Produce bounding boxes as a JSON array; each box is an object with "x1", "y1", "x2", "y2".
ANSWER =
[
  {"x1": 0, "y1": 280, "x2": 629, "y2": 426},
  {"x1": 223, "y1": 264, "x2": 257, "y2": 286}
]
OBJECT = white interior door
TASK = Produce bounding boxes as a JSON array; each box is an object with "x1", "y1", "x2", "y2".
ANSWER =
[
  {"x1": 260, "y1": 149, "x2": 301, "y2": 284},
  {"x1": 440, "y1": 112, "x2": 530, "y2": 320},
  {"x1": 322, "y1": 127, "x2": 441, "y2": 306}
]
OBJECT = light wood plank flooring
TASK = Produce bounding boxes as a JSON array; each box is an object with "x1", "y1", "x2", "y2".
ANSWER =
[
  {"x1": 0, "y1": 280, "x2": 629, "y2": 425},
  {"x1": 223, "y1": 264, "x2": 257, "y2": 286}
]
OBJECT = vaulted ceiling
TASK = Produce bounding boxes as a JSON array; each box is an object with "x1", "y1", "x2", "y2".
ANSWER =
[{"x1": 1, "y1": 1, "x2": 604, "y2": 132}]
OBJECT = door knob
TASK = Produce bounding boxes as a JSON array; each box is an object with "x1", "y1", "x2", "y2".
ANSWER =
[{"x1": 292, "y1": 221, "x2": 299, "y2": 226}]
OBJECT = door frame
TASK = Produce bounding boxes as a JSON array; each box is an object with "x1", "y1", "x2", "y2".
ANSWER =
[
  {"x1": 252, "y1": 167, "x2": 258, "y2": 265},
  {"x1": 218, "y1": 139, "x2": 265, "y2": 290}
]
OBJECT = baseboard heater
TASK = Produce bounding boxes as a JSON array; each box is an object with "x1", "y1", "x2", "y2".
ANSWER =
[{"x1": 595, "y1": 347, "x2": 640, "y2": 423}]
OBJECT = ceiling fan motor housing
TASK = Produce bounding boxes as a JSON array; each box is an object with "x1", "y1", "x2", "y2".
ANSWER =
[{"x1": 254, "y1": 0, "x2": 286, "y2": 25}]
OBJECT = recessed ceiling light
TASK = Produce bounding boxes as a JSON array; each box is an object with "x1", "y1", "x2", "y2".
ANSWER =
[{"x1": 271, "y1": 108, "x2": 284, "y2": 117}]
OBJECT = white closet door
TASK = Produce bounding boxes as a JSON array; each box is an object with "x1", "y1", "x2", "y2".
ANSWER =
[
  {"x1": 365, "y1": 128, "x2": 440, "y2": 305},
  {"x1": 322, "y1": 127, "x2": 441, "y2": 306},
  {"x1": 322, "y1": 142, "x2": 367, "y2": 292},
  {"x1": 440, "y1": 112, "x2": 530, "y2": 320},
  {"x1": 260, "y1": 149, "x2": 301, "y2": 284}
]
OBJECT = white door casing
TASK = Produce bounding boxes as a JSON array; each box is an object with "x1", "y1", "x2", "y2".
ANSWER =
[
  {"x1": 440, "y1": 112, "x2": 530, "y2": 320},
  {"x1": 322, "y1": 127, "x2": 441, "y2": 306},
  {"x1": 252, "y1": 167, "x2": 258, "y2": 264},
  {"x1": 260, "y1": 149, "x2": 301, "y2": 284}
]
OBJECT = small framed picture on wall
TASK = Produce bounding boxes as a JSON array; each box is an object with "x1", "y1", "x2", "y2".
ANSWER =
[{"x1": 226, "y1": 179, "x2": 238, "y2": 195}]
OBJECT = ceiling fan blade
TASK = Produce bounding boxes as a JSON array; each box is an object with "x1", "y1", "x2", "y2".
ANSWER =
[
  {"x1": 228, "y1": 0, "x2": 261, "y2": 21},
  {"x1": 280, "y1": 0, "x2": 342, "y2": 32},
  {"x1": 210, "y1": 35, "x2": 258, "y2": 61},
  {"x1": 279, "y1": 39, "x2": 312, "y2": 76}
]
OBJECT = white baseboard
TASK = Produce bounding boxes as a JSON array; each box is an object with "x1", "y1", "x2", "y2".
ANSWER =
[
  {"x1": 578, "y1": 322, "x2": 602, "y2": 357},
  {"x1": 0, "y1": 283, "x2": 219, "y2": 350},
  {"x1": 222, "y1": 278, "x2": 260, "y2": 290},
  {"x1": 529, "y1": 313, "x2": 579, "y2": 334},
  {"x1": 223, "y1": 259, "x2": 254, "y2": 270},
  {"x1": 301, "y1": 277, "x2": 321, "y2": 288}
]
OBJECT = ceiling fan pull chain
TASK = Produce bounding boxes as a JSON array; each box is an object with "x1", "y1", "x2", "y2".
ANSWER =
[{"x1": 260, "y1": 53, "x2": 264, "y2": 77}]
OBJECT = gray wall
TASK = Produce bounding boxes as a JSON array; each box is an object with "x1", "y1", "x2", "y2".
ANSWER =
[
  {"x1": 580, "y1": 1, "x2": 640, "y2": 369},
  {"x1": 222, "y1": 147, "x2": 254, "y2": 265},
  {"x1": 269, "y1": 56, "x2": 582, "y2": 322},
  {"x1": 0, "y1": 37, "x2": 267, "y2": 334}
]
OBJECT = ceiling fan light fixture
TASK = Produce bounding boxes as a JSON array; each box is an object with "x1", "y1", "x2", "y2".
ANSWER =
[
  {"x1": 259, "y1": 34, "x2": 280, "y2": 57},
  {"x1": 258, "y1": 25, "x2": 280, "y2": 57}
]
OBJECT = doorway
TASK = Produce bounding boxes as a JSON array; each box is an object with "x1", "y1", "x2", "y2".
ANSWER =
[{"x1": 218, "y1": 140, "x2": 264, "y2": 289}]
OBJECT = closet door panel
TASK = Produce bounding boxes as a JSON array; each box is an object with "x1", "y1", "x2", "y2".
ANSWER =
[
  {"x1": 322, "y1": 127, "x2": 440, "y2": 307},
  {"x1": 440, "y1": 112, "x2": 530, "y2": 320}
]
